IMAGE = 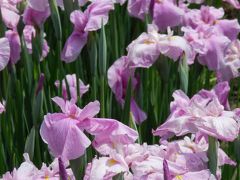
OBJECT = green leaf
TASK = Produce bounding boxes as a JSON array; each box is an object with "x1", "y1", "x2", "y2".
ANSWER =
[
  {"x1": 178, "y1": 56, "x2": 189, "y2": 94},
  {"x1": 24, "y1": 127, "x2": 36, "y2": 160},
  {"x1": 70, "y1": 154, "x2": 86, "y2": 180},
  {"x1": 98, "y1": 21, "x2": 107, "y2": 76},
  {"x1": 32, "y1": 91, "x2": 43, "y2": 125},
  {"x1": 49, "y1": 0, "x2": 62, "y2": 41},
  {"x1": 208, "y1": 136, "x2": 218, "y2": 177},
  {"x1": 63, "y1": 0, "x2": 74, "y2": 17},
  {"x1": 121, "y1": 78, "x2": 132, "y2": 125}
]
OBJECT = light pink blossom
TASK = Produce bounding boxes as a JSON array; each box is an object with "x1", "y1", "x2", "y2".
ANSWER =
[{"x1": 55, "y1": 74, "x2": 89, "y2": 102}]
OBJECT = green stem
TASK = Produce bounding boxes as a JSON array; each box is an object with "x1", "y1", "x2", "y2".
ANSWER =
[{"x1": 208, "y1": 136, "x2": 218, "y2": 177}]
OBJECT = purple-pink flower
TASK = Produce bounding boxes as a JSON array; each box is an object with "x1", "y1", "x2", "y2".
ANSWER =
[
  {"x1": 40, "y1": 97, "x2": 138, "y2": 160},
  {"x1": 40, "y1": 97, "x2": 93, "y2": 160},
  {"x1": 153, "y1": 82, "x2": 239, "y2": 141},
  {"x1": 55, "y1": 74, "x2": 89, "y2": 102},
  {"x1": 23, "y1": 25, "x2": 49, "y2": 61},
  {"x1": 23, "y1": 6, "x2": 50, "y2": 27},
  {"x1": 61, "y1": 0, "x2": 114, "y2": 62},
  {"x1": 1, "y1": 153, "x2": 75, "y2": 179},
  {"x1": 108, "y1": 56, "x2": 147, "y2": 124},
  {"x1": 127, "y1": 24, "x2": 194, "y2": 68}
]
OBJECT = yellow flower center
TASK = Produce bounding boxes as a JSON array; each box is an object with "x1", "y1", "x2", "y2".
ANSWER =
[
  {"x1": 107, "y1": 159, "x2": 118, "y2": 166},
  {"x1": 143, "y1": 39, "x2": 155, "y2": 44},
  {"x1": 176, "y1": 175, "x2": 183, "y2": 180}
]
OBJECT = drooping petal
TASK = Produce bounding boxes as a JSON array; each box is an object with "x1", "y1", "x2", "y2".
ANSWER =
[
  {"x1": 61, "y1": 31, "x2": 88, "y2": 62},
  {"x1": 127, "y1": 0, "x2": 151, "y2": 20},
  {"x1": 130, "y1": 98, "x2": 147, "y2": 124},
  {"x1": 84, "y1": 0, "x2": 114, "y2": 31},
  {"x1": 5, "y1": 30, "x2": 21, "y2": 65},
  {"x1": 153, "y1": 0, "x2": 184, "y2": 31},
  {"x1": 40, "y1": 113, "x2": 91, "y2": 160},
  {"x1": 23, "y1": 6, "x2": 50, "y2": 27}
]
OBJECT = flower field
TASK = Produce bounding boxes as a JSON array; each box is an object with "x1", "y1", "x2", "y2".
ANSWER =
[{"x1": 0, "y1": 0, "x2": 240, "y2": 179}]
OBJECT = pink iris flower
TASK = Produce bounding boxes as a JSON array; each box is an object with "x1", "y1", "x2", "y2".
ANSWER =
[
  {"x1": 108, "y1": 56, "x2": 147, "y2": 124},
  {"x1": 55, "y1": 74, "x2": 89, "y2": 102},
  {"x1": 127, "y1": 24, "x2": 194, "y2": 68},
  {"x1": 1, "y1": 153, "x2": 75, "y2": 179},
  {"x1": 217, "y1": 40, "x2": 240, "y2": 81},
  {"x1": 84, "y1": 135, "x2": 235, "y2": 179},
  {"x1": 40, "y1": 97, "x2": 138, "y2": 160},
  {"x1": 61, "y1": 0, "x2": 114, "y2": 62},
  {"x1": 153, "y1": 82, "x2": 239, "y2": 141},
  {"x1": 23, "y1": 6, "x2": 50, "y2": 27},
  {"x1": 23, "y1": 25, "x2": 50, "y2": 61}
]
